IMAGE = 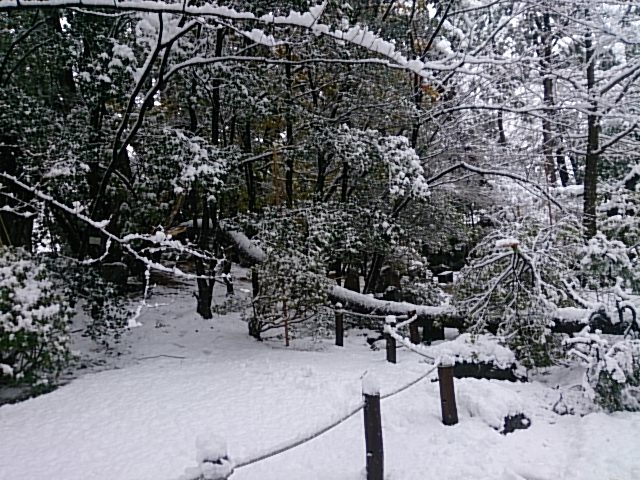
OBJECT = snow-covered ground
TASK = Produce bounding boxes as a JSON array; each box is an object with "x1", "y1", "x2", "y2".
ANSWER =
[{"x1": 1, "y1": 274, "x2": 639, "y2": 480}]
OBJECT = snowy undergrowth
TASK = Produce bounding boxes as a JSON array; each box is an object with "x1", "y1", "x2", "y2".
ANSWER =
[{"x1": 1, "y1": 274, "x2": 639, "y2": 480}]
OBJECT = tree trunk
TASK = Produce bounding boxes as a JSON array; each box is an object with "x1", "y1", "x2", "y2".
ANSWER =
[
  {"x1": 410, "y1": 72, "x2": 422, "y2": 149},
  {"x1": 211, "y1": 28, "x2": 225, "y2": 146},
  {"x1": 243, "y1": 120, "x2": 257, "y2": 212},
  {"x1": 194, "y1": 195, "x2": 216, "y2": 319},
  {"x1": 582, "y1": 29, "x2": 599, "y2": 239},
  {"x1": 556, "y1": 147, "x2": 569, "y2": 187},
  {"x1": 248, "y1": 268, "x2": 262, "y2": 339},
  {"x1": 284, "y1": 53, "x2": 294, "y2": 208},
  {"x1": 540, "y1": 12, "x2": 557, "y2": 186},
  {"x1": 0, "y1": 134, "x2": 33, "y2": 250},
  {"x1": 364, "y1": 254, "x2": 384, "y2": 295}
]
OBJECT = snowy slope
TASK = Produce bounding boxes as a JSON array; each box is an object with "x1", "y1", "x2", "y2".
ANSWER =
[{"x1": 1, "y1": 279, "x2": 639, "y2": 480}]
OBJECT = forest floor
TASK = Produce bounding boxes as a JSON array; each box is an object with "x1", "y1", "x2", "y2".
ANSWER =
[{"x1": 1, "y1": 269, "x2": 639, "y2": 480}]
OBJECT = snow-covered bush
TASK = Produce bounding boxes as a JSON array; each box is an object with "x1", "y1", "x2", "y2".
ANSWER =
[
  {"x1": 251, "y1": 251, "x2": 330, "y2": 340},
  {"x1": 578, "y1": 233, "x2": 640, "y2": 294},
  {"x1": 566, "y1": 330, "x2": 640, "y2": 412},
  {"x1": 0, "y1": 248, "x2": 72, "y2": 385},
  {"x1": 598, "y1": 164, "x2": 640, "y2": 249},
  {"x1": 426, "y1": 333, "x2": 519, "y2": 369},
  {"x1": 238, "y1": 205, "x2": 332, "y2": 340},
  {"x1": 453, "y1": 216, "x2": 582, "y2": 367},
  {"x1": 45, "y1": 257, "x2": 130, "y2": 344}
]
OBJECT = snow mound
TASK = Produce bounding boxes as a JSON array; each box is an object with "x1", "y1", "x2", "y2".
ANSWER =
[
  {"x1": 362, "y1": 372, "x2": 380, "y2": 396},
  {"x1": 457, "y1": 379, "x2": 528, "y2": 431},
  {"x1": 425, "y1": 334, "x2": 517, "y2": 369},
  {"x1": 195, "y1": 435, "x2": 228, "y2": 464},
  {"x1": 179, "y1": 435, "x2": 233, "y2": 480}
]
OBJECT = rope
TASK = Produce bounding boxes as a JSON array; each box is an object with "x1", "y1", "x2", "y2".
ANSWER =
[
  {"x1": 394, "y1": 313, "x2": 418, "y2": 330},
  {"x1": 381, "y1": 362, "x2": 439, "y2": 400},
  {"x1": 384, "y1": 324, "x2": 436, "y2": 361},
  {"x1": 233, "y1": 363, "x2": 437, "y2": 469},
  {"x1": 234, "y1": 402, "x2": 365, "y2": 468}
]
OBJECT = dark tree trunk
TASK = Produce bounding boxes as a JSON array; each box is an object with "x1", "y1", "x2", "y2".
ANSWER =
[
  {"x1": 222, "y1": 256, "x2": 233, "y2": 296},
  {"x1": 211, "y1": 28, "x2": 225, "y2": 146},
  {"x1": 497, "y1": 110, "x2": 507, "y2": 145},
  {"x1": 344, "y1": 265, "x2": 360, "y2": 293},
  {"x1": 194, "y1": 195, "x2": 217, "y2": 319},
  {"x1": 284, "y1": 55, "x2": 294, "y2": 208},
  {"x1": 583, "y1": 30, "x2": 599, "y2": 239},
  {"x1": 243, "y1": 120, "x2": 257, "y2": 212},
  {"x1": 364, "y1": 254, "x2": 384, "y2": 295},
  {"x1": 540, "y1": 12, "x2": 557, "y2": 186},
  {"x1": 340, "y1": 161, "x2": 349, "y2": 203},
  {"x1": 410, "y1": 72, "x2": 422, "y2": 149},
  {"x1": 248, "y1": 268, "x2": 262, "y2": 339},
  {"x1": 570, "y1": 153, "x2": 583, "y2": 185},
  {"x1": 556, "y1": 148, "x2": 569, "y2": 187},
  {"x1": 0, "y1": 134, "x2": 33, "y2": 250},
  {"x1": 315, "y1": 151, "x2": 327, "y2": 199}
]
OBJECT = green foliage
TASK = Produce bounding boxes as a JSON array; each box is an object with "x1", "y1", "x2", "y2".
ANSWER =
[
  {"x1": 0, "y1": 247, "x2": 72, "y2": 385},
  {"x1": 579, "y1": 232, "x2": 640, "y2": 293},
  {"x1": 453, "y1": 216, "x2": 583, "y2": 366},
  {"x1": 46, "y1": 258, "x2": 131, "y2": 344},
  {"x1": 239, "y1": 205, "x2": 332, "y2": 338},
  {"x1": 567, "y1": 331, "x2": 640, "y2": 412}
]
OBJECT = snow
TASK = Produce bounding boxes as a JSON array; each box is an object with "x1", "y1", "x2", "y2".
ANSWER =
[
  {"x1": 362, "y1": 372, "x2": 380, "y2": 396},
  {"x1": 457, "y1": 379, "x2": 526, "y2": 430},
  {"x1": 495, "y1": 238, "x2": 520, "y2": 248},
  {"x1": 195, "y1": 435, "x2": 228, "y2": 463},
  {"x1": 556, "y1": 307, "x2": 591, "y2": 323},
  {"x1": 1, "y1": 278, "x2": 640, "y2": 480},
  {"x1": 225, "y1": 230, "x2": 267, "y2": 264},
  {"x1": 422, "y1": 333, "x2": 518, "y2": 370},
  {"x1": 331, "y1": 285, "x2": 452, "y2": 316}
]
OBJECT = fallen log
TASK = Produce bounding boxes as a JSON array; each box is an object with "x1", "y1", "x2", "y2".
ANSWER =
[{"x1": 222, "y1": 228, "x2": 635, "y2": 337}]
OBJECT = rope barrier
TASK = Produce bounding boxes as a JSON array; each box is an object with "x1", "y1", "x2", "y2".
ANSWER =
[
  {"x1": 380, "y1": 362, "x2": 439, "y2": 400},
  {"x1": 384, "y1": 324, "x2": 436, "y2": 361},
  {"x1": 394, "y1": 313, "x2": 418, "y2": 330},
  {"x1": 234, "y1": 401, "x2": 364, "y2": 469},
  {"x1": 233, "y1": 362, "x2": 438, "y2": 470}
]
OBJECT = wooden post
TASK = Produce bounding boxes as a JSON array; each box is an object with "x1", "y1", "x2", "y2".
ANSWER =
[
  {"x1": 433, "y1": 322, "x2": 445, "y2": 341},
  {"x1": 385, "y1": 315, "x2": 396, "y2": 364},
  {"x1": 423, "y1": 319, "x2": 445, "y2": 345},
  {"x1": 335, "y1": 304, "x2": 344, "y2": 347},
  {"x1": 283, "y1": 300, "x2": 290, "y2": 347},
  {"x1": 363, "y1": 379, "x2": 383, "y2": 480},
  {"x1": 408, "y1": 310, "x2": 420, "y2": 344},
  {"x1": 438, "y1": 362, "x2": 458, "y2": 426}
]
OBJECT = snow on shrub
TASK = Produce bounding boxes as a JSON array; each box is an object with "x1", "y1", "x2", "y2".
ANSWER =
[
  {"x1": 453, "y1": 215, "x2": 582, "y2": 367},
  {"x1": 578, "y1": 233, "x2": 640, "y2": 293},
  {"x1": 425, "y1": 333, "x2": 519, "y2": 370},
  {"x1": 0, "y1": 247, "x2": 72, "y2": 385},
  {"x1": 566, "y1": 329, "x2": 640, "y2": 412}
]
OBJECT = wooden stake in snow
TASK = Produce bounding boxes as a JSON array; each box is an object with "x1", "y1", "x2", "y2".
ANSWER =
[
  {"x1": 335, "y1": 304, "x2": 344, "y2": 347},
  {"x1": 362, "y1": 374, "x2": 383, "y2": 480},
  {"x1": 283, "y1": 300, "x2": 290, "y2": 347},
  {"x1": 438, "y1": 360, "x2": 458, "y2": 426},
  {"x1": 385, "y1": 315, "x2": 397, "y2": 364},
  {"x1": 408, "y1": 310, "x2": 420, "y2": 344}
]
